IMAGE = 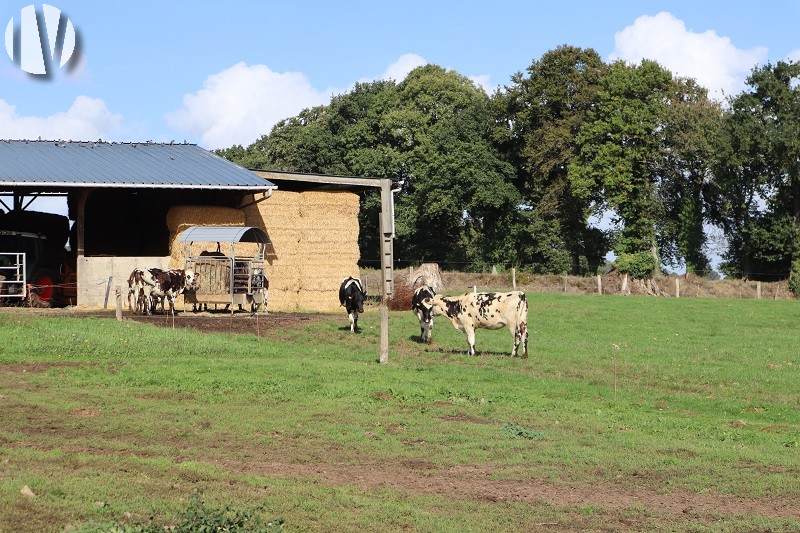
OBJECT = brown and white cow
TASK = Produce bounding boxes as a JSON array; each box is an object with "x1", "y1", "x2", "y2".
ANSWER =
[
  {"x1": 149, "y1": 268, "x2": 197, "y2": 316},
  {"x1": 127, "y1": 267, "x2": 196, "y2": 315},
  {"x1": 430, "y1": 291, "x2": 528, "y2": 357},
  {"x1": 127, "y1": 268, "x2": 157, "y2": 315}
]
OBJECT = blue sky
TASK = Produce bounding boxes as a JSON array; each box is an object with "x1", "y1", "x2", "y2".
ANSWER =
[{"x1": 3, "y1": 1, "x2": 799, "y2": 150}]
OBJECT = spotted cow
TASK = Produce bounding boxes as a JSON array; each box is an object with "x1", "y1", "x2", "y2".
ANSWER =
[
  {"x1": 431, "y1": 291, "x2": 528, "y2": 357},
  {"x1": 338, "y1": 276, "x2": 366, "y2": 333}
]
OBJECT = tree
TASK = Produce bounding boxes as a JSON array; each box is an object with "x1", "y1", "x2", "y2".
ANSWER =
[
  {"x1": 569, "y1": 59, "x2": 674, "y2": 272},
  {"x1": 710, "y1": 61, "x2": 800, "y2": 280},
  {"x1": 655, "y1": 78, "x2": 722, "y2": 274},
  {"x1": 494, "y1": 45, "x2": 608, "y2": 274}
]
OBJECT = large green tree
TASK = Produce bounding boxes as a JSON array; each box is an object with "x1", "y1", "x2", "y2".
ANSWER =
[
  {"x1": 710, "y1": 61, "x2": 800, "y2": 280},
  {"x1": 569, "y1": 59, "x2": 675, "y2": 271},
  {"x1": 494, "y1": 45, "x2": 608, "y2": 274},
  {"x1": 655, "y1": 78, "x2": 721, "y2": 274}
]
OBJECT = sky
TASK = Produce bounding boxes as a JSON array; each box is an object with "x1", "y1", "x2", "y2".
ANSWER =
[{"x1": 2, "y1": 0, "x2": 800, "y2": 266}]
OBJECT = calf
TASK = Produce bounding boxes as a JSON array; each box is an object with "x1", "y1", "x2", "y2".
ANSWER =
[
  {"x1": 127, "y1": 268, "x2": 158, "y2": 315},
  {"x1": 411, "y1": 285, "x2": 436, "y2": 343},
  {"x1": 339, "y1": 276, "x2": 366, "y2": 332},
  {"x1": 431, "y1": 291, "x2": 528, "y2": 357},
  {"x1": 149, "y1": 268, "x2": 197, "y2": 316}
]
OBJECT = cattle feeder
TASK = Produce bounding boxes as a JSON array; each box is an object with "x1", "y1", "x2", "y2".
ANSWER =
[{"x1": 178, "y1": 225, "x2": 269, "y2": 313}]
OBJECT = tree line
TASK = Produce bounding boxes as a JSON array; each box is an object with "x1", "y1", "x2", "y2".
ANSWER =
[{"x1": 216, "y1": 46, "x2": 800, "y2": 289}]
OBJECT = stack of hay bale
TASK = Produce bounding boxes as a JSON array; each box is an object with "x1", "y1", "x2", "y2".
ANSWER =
[{"x1": 244, "y1": 189, "x2": 360, "y2": 312}]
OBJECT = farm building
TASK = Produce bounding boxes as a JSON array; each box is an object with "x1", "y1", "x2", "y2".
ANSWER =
[{"x1": 0, "y1": 140, "x2": 393, "y2": 312}]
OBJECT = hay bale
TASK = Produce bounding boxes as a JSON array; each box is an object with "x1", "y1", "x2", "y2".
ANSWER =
[
  {"x1": 408, "y1": 263, "x2": 443, "y2": 291},
  {"x1": 166, "y1": 205, "x2": 244, "y2": 233}
]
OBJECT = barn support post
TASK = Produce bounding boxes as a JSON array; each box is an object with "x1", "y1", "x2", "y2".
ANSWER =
[{"x1": 378, "y1": 177, "x2": 396, "y2": 365}]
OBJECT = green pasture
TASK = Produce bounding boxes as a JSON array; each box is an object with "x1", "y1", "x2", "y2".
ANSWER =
[{"x1": 0, "y1": 294, "x2": 799, "y2": 532}]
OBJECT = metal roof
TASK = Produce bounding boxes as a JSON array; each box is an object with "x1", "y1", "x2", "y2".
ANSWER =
[
  {"x1": 0, "y1": 140, "x2": 276, "y2": 191},
  {"x1": 177, "y1": 226, "x2": 270, "y2": 244}
]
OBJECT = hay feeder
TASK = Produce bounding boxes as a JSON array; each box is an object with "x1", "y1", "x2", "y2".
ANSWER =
[{"x1": 178, "y1": 226, "x2": 269, "y2": 313}]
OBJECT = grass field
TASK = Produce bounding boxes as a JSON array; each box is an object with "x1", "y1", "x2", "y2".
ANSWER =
[{"x1": 1, "y1": 294, "x2": 799, "y2": 532}]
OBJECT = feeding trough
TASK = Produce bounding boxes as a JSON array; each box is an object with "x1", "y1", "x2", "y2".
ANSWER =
[{"x1": 178, "y1": 226, "x2": 269, "y2": 313}]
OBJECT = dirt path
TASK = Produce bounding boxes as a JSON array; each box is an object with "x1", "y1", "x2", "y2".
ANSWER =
[{"x1": 215, "y1": 457, "x2": 799, "y2": 521}]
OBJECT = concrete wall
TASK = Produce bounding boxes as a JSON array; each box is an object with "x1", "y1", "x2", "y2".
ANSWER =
[{"x1": 77, "y1": 256, "x2": 170, "y2": 309}]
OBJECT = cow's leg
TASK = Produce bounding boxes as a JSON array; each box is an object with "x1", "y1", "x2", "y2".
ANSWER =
[
  {"x1": 465, "y1": 326, "x2": 477, "y2": 355},
  {"x1": 521, "y1": 322, "x2": 528, "y2": 358},
  {"x1": 351, "y1": 310, "x2": 359, "y2": 332},
  {"x1": 421, "y1": 320, "x2": 432, "y2": 343},
  {"x1": 510, "y1": 321, "x2": 520, "y2": 357}
]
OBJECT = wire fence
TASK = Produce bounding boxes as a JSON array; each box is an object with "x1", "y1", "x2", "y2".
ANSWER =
[{"x1": 361, "y1": 266, "x2": 795, "y2": 302}]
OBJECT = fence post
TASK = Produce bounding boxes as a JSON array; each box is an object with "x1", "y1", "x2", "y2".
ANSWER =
[
  {"x1": 756, "y1": 281, "x2": 762, "y2": 299},
  {"x1": 380, "y1": 305, "x2": 389, "y2": 365},
  {"x1": 115, "y1": 286, "x2": 122, "y2": 321},
  {"x1": 563, "y1": 275, "x2": 567, "y2": 294},
  {"x1": 512, "y1": 268, "x2": 517, "y2": 290},
  {"x1": 597, "y1": 274, "x2": 602, "y2": 295},
  {"x1": 675, "y1": 278, "x2": 680, "y2": 298},
  {"x1": 103, "y1": 276, "x2": 113, "y2": 309}
]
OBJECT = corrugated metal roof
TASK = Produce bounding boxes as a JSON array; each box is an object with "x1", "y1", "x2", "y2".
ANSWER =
[
  {"x1": 0, "y1": 140, "x2": 276, "y2": 191},
  {"x1": 177, "y1": 226, "x2": 270, "y2": 244}
]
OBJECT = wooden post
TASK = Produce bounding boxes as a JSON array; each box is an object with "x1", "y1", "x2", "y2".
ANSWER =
[
  {"x1": 380, "y1": 305, "x2": 389, "y2": 365},
  {"x1": 675, "y1": 278, "x2": 680, "y2": 298},
  {"x1": 621, "y1": 273, "x2": 629, "y2": 295},
  {"x1": 473, "y1": 285, "x2": 477, "y2": 293},
  {"x1": 115, "y1": 287, "x2": 122, "y2": 321},
  {"x1": 512, "y1": 268, "x2": 517, "y2": 290},
  {"x1": 103, "y1": 276, "x2": 112, "y2": 309},
  {"x1": 597, "y1": 274, "x2": 602, "y2": 295},
  {"x1": 563, "y1": 275, "x2": 567, "y2": 294},
  {"x1": 756, "y1": 281, "x2": 762, "y2": 299}
]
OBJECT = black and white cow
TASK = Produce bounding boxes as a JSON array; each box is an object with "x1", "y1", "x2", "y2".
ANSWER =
[
  {"x1": 339, "y1": 276, "x2": 366, "y2": 332},
  {"x1": 411, "y1": 285, "x2": 436, "y2": 343},
  {"x1": 430, "y1": 291, "x2": 528, "y2": 357},
  {"x1": 149, "y1": 268, "x2": 197, "y2": 316}
]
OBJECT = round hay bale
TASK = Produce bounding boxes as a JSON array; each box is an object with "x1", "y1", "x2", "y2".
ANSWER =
[{"x1": 408, "y1": 263, "x2": 443, "y2": 291}]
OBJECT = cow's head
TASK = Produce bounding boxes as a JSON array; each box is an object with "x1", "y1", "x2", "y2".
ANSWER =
[
  {"x1": 352, "y1": 286, "x2": 365, "y2": 314},
  {"x1": 184, "y1": 269, "x2": 198, "y2": 291}
]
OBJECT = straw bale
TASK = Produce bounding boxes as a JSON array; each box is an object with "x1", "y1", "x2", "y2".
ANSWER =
[
  {"x1": 166, "y1": 205, "x2": 244, "y2": 233},
  {"x1": 295, "y1": 290, "x2": 343, "y2": 312},
  {"x1": 266, "y1": 289, "x2": 300, "y2": 312},
  {"x1": 299, "y1": 193, "x2": 359, "y2": 219},
  {"x1": 300, "y1": 228, "x2": 359, "y2": 244},
  {"x1": 264, "y1": 264, "x2": 301, "y2": 292}
]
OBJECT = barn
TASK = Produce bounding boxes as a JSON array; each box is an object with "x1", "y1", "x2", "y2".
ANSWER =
[{"x1": 0, "y1": 140, "x2": 394, "y2": 312}]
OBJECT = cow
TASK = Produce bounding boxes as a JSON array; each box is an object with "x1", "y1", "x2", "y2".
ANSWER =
[
  {"x1": 127, "y1": 268, "x2": 158, "y2": 315},
  {"x1": 148, "y1": 268, "x2": 197, "y2": 316},
  {"x1": 411, "y1": 285, "x2": 436, "y2": 343},
  {"x1": 339, "y1": 276, "x2": 366, "y2": 332},
  {"x1": 430, "y1": 291, "x2": 528, "y2": 357}
]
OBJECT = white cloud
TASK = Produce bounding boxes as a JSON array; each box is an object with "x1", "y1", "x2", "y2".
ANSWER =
[
  {"x1": 165, "y1": 62, "x2": 331, "y2": 150},
  {"x1": 789, "y1": 49, "x2": 800, "y2": 62},
  {"x1": 380, "y1": 53, "x2": 428, "y2": 82},
  {"x1": 0, "y1": 95, "x2": 122, "y2": 141},
  {"x1": 610, "y1": 12, "x2": 767, "y2": 101}
]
